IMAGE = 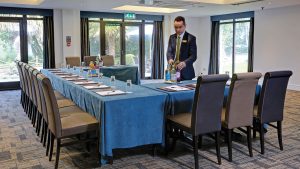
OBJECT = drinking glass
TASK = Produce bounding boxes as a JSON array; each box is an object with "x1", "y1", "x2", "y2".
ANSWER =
[
  {"x1": 125, "y1": 80, "x2": 132, "y2": 93},
  {"x1": 66, "y1": 64, "x2": 71, "y2": 74},
  {"x1": 110, "y1": 76, "x2": 116, "y2": 91}
]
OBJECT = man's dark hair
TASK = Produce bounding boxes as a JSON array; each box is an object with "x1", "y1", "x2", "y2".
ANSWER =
[{"x1": 174, "y1": 16, "x2": 186, "y2": 25}]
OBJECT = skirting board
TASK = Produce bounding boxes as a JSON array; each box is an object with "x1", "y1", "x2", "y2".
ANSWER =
[{"x1": 288, "y1": 84, "x2": 300, "y2": 91}]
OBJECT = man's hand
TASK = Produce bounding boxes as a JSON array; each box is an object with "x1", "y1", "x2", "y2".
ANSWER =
[
  {"x1": 168, "y1": 59, "x2": 174, "y2": 65},
  {"x1": 177, "y1": 62, "x2": 186, "y2": 70}
]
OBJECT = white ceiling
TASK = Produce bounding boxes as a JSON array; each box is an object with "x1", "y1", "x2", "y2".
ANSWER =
[{"x1": 0, "y1": 0, "x2": 300, "y2": 17}]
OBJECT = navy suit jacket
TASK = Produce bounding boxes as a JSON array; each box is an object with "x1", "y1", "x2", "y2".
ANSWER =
[{"x1": 167, "y1": 31, "x2": 197, "y2": 80}]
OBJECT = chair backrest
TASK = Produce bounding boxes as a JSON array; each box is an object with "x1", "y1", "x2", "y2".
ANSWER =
[
  {"x1": 20, "y1": 63, "x2": 29, "y2": 96},
  {"x1": 32, "y1": 70, "x2": 42, "y2": 113},
  {"x1": 24, "y1": 64, "x2": 33, "y2": 100},
  {"x1": 225, "y1": 72, "x2": 262, "y2": 129},
  {"x1": 37, "y1": 74, "x2": 48, "y2": 123},
  {"x1": 84, "y1": 56, "x2": 97, "y2": 66},
  {"x1": 28, "y1": 66, "x2": 38, "y2": 106},
  {"x1": 257, "y1": 71, "x2": 292, "y2": 123},
  {"x1": 101, "y1": 55, "x2": 114, "y2": 66},
  {"x1": 66, "y1": 56, "x2": 81, "y2": 67},
  {"x1": 37, "y1": 73, "x2": 62, "y2": 137},
  {"x1": 15, "y1": 61, "x2": 23, "y2": 90},
  {"x1": 191, "y1": 74, "x2": 229, "y2": 135}
]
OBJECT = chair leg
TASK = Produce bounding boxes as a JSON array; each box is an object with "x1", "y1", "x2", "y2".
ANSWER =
[
  {"x1": 215, "y1": 132, "x2": 221, "y2": 165},
  {"x1": 43, "y1": 125, "x2": 48, "y2": 147},
  {"x1": 41, "y1": 119, "x2": 45, "y2": 143},
  {"x1": 152, "y1": 144, "x2": 157, "y2": 157},
  {"x1": 198, "y1": 135, "x2": 202, "y2": 149},
  {"x1": 164, "y1": 122, "x2": 169, "y2": 156},
  {"x1": 46, "y1": 129, "x2": 51, "y2": 156},
  {"x1": 253, "y1": 123, "x2": 257, "y2": 138},
  {"x1": 259, "y1": 124, "x2": 265, "y2": 154},
  {"x1": 35, "y1": 113, "x2": 39, "y2": 134},
  {"x1": 193, "y1": 135, "x2": 199, "y2": 169},
  {"x1": 247, "y1": 126, "x2": 253, "y2": 157},
  {"x1": 55, "y1": 139, "x2": 61, "y2": 169},
  {"x1": 227, "y1": 129, "x2": 232, "y2": 162},
  {"x1": 49, "y1": 132, "x2": 55, "y2": 161},
  {"x1": 277, "y1": 121, "x2": 283, "y2": 150},
  {"x1": 96, "y1": 128, "x2": 101, "y2": 167},
  {"x1": 86, "y1": 133, "x2": 90, "y2": 152}
]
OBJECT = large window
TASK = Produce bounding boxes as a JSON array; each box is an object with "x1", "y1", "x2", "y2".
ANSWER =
[
  {"x1": 87, "y1": 18, "x2": 154, "y2": 78},
  {"x1": 219, "y1": 18, "x2": 251, "y2": 75},
  {"x1": 0, "y1": 13, "x2": 46, "y2": 89},
  {"x1": 88, "y1": 20, "x2": 100, "y2": 57},
  {"x1": 27, "y1": 16, "x2": 44, "y2": 69}
]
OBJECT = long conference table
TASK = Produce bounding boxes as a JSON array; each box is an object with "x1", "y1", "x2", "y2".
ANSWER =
[
  {"x1": 41, "y1": 69, "x2": 261, "y2": 165},
  {"x1": 42, "y1": 69, "x2": 168, "y2": 164}
]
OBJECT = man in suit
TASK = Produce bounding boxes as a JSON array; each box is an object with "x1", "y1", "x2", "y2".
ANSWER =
[{"x1": 167, "y1": 16, "x2": 197, "y2": 80}]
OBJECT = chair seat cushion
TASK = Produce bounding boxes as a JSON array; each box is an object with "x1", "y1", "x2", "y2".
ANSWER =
[
  {"x1": 167, "y1": 113, "x2": 192, "y2": 129},
  {"x1": 57, "y1": 99, "x2": 75, "y2": 108},
  {"x1": 54, "y1": 91, "x2": 66, "y2": 100},
  {"x1": 61, "y1": 112, "x2": 98, "y2": 137},
  {"x1": 59, "y1": 105, "x2": 85, "y2": 117}
]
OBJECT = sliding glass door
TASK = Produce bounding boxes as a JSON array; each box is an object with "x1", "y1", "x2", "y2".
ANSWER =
[
  {"x1": 105, "y1": 23, "x2": 121, "y2": 65},
  {"x1": 0, "y1": 15, "x2": 44, "y2": 90},
  {"x1": 125, "y1": 25, "x2": 141, "y2": 67},
  {"x1": 88, "y1": 18, "x2": 153, "y2": 78},
  {"x1": 0, "y1": 19, "x2": 22, "y2": 89}
]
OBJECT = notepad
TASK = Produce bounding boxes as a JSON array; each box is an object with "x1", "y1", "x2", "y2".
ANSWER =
[
  {"x1": 96, "y1": 90, "x2": 126, "y2": 96},
  {"x1": 186, "y1": 84, "x2": 196, "y2": 88},
  {"x1": 58, "y1": 75, "x2": 72, "y2": 78},
  {"x1": 160, "y1": 85, "x2": 192, "y2": 92},
  {"x1": 83, "y1": 85, "x2": 110, "y2": 90},
  {"x1": 73, "y1": 81, "x2": 97, "y2": 85},
  {"x1": 64, "y1": 78, "x2": 79, "y2": 81}
]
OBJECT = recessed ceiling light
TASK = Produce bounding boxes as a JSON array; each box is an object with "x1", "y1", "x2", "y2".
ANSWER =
[
  {"x1": 0, "y1": 0, "x2": 44, "y2": 5},
  {"x1": 182, "y1": 0, "x2": 253, "y2": 4},
  {"x1": 113, "y1": 5, "x2": 186, "y2": 14}
]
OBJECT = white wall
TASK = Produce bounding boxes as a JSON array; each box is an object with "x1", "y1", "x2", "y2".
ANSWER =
[
  {"x1": 164, "y1": 15, "x2": 211, "y2": 76},
  {"x1": 254, "y1": 5, "x2": 300, "y2": 90},
  {"x1": 53, "y1": 9, "x2": 81, "y2": 68}
]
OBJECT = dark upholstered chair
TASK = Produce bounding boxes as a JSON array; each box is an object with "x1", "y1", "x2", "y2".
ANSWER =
[
  {"x1": 253, "y1": 71, "x2": 292, "y2": 154},
  {"x1": 37, "y1": 74, "x2": 99, "y2": 169},
  {"x1": 222, "y1": 72, "x2": 262, "y2": 161},
  {"x1": 65, "y1": 56, "x2": 81, "y2": 67},
  {"x1": 84, "y1": 56, "x2": 97, "y2": 66},
  {"x1": 166, "y1": 74, "x2": 229, "y2": 169}
]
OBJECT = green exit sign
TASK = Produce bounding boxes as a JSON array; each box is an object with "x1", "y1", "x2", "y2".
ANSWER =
[{"x1": 124, "y1": 13, "x2": 136, "y2": 20}]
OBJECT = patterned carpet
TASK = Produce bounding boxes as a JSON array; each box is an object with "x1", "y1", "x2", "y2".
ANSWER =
[{"x1": 0, "y1": 90, "x2": 300, "y2": 169}]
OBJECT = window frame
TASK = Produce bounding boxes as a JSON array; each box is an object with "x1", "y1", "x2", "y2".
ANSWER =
[{"x1": 219, "y1": 18, "x2": 251, "y2": 74}]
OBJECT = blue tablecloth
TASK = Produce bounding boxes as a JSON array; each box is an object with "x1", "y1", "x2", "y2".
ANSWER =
[
  {"x1": 100, "y1": 65, "x2": 140, "y2": 85},
  {"x1": 41, "y1": 69, "x2": 167, "y2": 164},
  {"x1": 142, "y1": 80, "x2": 261, "y2": 115}
]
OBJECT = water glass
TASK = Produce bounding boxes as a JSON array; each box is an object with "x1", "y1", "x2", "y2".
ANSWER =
[
  {"x1": 66, "y1": 64, "x2": 71, "y2": 73},
  {"x1": 81, "y1": 62, "x2": 85, "y2": 67},
  {"x1": 125, "y1": 80, "x2": 132, "y2": 93},
  {"x1": 110, "y1": 76, "x2": 116, "y2": 90},
  {"x1": 225, "y1": 71, "x2": 230, "y2": 76},
  {"x1": 98, "y1": 72, "x2": 103, "y2": 79}
]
